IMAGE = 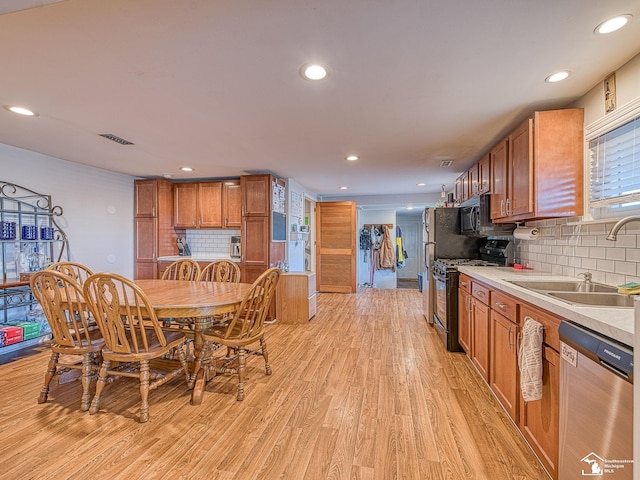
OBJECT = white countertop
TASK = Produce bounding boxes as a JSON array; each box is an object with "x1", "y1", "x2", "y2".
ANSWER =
[
  {"x1": 157, "y1": 254, "x2": 239, "y2": 262},
  {"x1": 457, "y1": 266, "x2": 634, "y2": 347}
]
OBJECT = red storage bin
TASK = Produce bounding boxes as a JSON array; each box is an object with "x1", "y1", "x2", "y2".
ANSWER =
[{"x1": 0, "y1": 326, "x2": 23, "y2": 346}]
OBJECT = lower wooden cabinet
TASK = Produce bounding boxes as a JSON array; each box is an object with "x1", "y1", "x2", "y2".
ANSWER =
[
  {"x1": 489, "y1": 310, "x2": 519, "y2": 420},
  {"x1": 458, "y1": 288, "x2": 472, "y2": 353},
  {"x1": 518, "y1": 304, "x2": 561, "y2": 479},
  {"x1": 461, "y1": 277, "x2": 561, "y2": 480},
  {"x1": 470, "y1": 297, "x2": 490, "y2": 381},
  {"x1": 276, "y1": 272, "x2": 316, "y2": 323}
]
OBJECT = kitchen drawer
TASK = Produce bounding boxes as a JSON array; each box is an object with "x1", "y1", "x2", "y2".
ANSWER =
[
  {"x1": 459, "y1": 273, "x2": 472, "y2": 293},
  {"x1": 490, "y1": 290, "x2": 519, "y2": 322},
  {"x1": 472, "y1": 282, "x2": 490, "y2": 305},
  {"x1": 520, "y1": 304, "x2": 561, "y2": 351}
]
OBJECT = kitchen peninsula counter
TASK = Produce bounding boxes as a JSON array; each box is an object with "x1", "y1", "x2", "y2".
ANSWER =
[{"x1": 457, "y1": 266, "x2": 634, "y2": 346}]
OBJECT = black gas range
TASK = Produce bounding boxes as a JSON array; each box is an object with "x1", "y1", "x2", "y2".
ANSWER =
[{"x1": 431, "y1": 240, "x2": 512, "y2": 352}]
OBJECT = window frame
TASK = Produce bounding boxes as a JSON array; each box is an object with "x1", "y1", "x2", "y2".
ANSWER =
[{"x1": 585, "y1": 95, "x2": 640, "y2": 220}]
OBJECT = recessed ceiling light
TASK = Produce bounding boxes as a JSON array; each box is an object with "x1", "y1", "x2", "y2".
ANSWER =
[
  {"x1": 300, "y1": 64, "x2": 329, "y2": 80},
  {"x1": 180, "y1": 166, "x2": 194, "y2": 172},
  {"x1": 345, "y1": 155, "x2": 359, "y2": 161},
  {"x1": 439, "y1": 160, "x2": 454, "y2": 167},
  {"x1": 417, "y1": 182, "x2": 426, "y2": 186},
  {"x1": 545, "y1": 71, "x2": 571, "y2": 83},
  {"x1": 3, "y1": 105, "x2": 38, "y2": 116},
  {"x1": 595, "y1": 14, "x2": 632, "y2": 34},
  {"x1": 339, "y1": 186, "x2": 348, "y2": 190}
]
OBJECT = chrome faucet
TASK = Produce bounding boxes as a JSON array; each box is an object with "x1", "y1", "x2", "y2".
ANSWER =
[
  {"x1": 605, "y1": 215, "x2": 640, "y2": 241},
  {"x1": 577, "y1": 272, "x2": 592, "y2": 283}
]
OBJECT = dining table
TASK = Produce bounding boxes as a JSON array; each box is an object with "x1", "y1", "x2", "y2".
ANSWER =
[{"x1": 133, "y1": 279, "x2": 251, "y2": 405}]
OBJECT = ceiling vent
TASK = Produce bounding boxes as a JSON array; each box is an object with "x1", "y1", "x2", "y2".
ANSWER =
[
  {"x1": 99, "y1": 133, "x2": 134, "y2": 145},
  {"x1": 439, "y1": 160, "x2": 454, "y2": 167}
]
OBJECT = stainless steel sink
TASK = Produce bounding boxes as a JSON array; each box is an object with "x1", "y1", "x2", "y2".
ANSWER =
[
  {"x1": 548, "y1": 291, "x2": 635, "y2": 308},
  {"x1": 508, "y1": 280, "x2": 618, "y2": 293}
]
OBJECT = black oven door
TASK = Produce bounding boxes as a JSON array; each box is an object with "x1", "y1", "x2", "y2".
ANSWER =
[{"x1": 432, "y1": 269, "x2": 462, "y2": 352}]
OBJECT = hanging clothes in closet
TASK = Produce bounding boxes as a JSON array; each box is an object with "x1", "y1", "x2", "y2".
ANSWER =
[{"x1": 375, "y1": 225, "x2": 396, "y2": 272}]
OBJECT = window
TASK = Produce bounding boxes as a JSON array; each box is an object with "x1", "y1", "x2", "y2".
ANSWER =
[{"x1": 587, "y1": 98, "x2": 640, "y2": 218}]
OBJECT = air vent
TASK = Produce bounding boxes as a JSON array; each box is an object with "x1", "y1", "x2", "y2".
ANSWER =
[
  {"x1": 439, "y1": 160, "x2": 454, "y2": 167},
  {"x1": 99, "y1": 133, "x2": 135, "y2": 145}
]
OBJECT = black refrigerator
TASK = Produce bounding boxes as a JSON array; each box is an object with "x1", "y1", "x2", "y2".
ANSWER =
[{"x1": 421, "y1": 207, "x2": 482, "y2": 325}]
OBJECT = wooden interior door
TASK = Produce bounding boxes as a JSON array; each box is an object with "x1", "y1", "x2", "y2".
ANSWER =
[{"x1": 316, "y1": 201, "x2": 356, "y2": 293}]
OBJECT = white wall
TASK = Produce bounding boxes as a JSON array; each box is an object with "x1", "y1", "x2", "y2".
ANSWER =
[
  {"x1": 0, "y1": 143, "x2": 134, "y2": 277},
  {"x1": 357, "y1": 209, "x2": 397, "y2": 288}
]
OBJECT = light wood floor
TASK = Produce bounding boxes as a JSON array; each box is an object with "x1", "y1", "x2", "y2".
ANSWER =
[{"x1": 0, "y1": 288, "x2": 549, "y2": 479}]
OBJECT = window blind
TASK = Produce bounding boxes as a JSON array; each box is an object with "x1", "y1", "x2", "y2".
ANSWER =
[{"x1": 589, "y1": 114, "x2": 640, "y2": 208}]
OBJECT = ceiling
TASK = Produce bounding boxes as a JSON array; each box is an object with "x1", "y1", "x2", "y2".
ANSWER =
[{"x1": 1, "y1": 1, "x2": 640, "y2": 208}]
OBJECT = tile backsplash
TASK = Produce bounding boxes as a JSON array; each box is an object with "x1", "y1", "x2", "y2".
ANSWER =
[
  {"x1": 185, "y1": 229, "x2": 240, "y2": 256},
  {"x1": 516, "y1": 218, "x2": 640, "y2": 286}
]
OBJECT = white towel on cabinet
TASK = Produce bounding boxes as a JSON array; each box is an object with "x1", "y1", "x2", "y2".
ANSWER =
[{"x1": 518, "y1": 316, "x2": 544, "y2": 402}]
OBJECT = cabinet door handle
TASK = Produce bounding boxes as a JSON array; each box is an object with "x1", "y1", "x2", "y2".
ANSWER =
[
  {"x1": 494, "y1": 301, "x2": 507, "y2": 311},
  {"x1": 506, "y1": 198, "x2": 511, "y2": 216},
  {"x1": 152, "y1": 206, "x2": 156, "y2": 217},
  {"x1": 508, "y1": 326, "x2": 514, "y2": 349},
  {"x1": 500, "y1": 200, "x2": 504, "y2": 216}
]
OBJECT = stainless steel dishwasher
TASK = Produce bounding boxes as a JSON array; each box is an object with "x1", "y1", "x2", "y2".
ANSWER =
[{"x1": 558, "y1": 321, "x2": 634, "y2": 479}]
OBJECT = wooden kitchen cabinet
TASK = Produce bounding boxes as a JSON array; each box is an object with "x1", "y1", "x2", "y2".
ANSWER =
[
  {"x1": 470, "y1": 282, "x2": 490, "y2": 381},
  {"x1": 518, "y1": 303, "x2": 561, "y2": 480},
  {"x1": 492, "y1": 108, "x2": 584, "y2": 223},
  {"x1": 458, "y1": 274, "x2": 472, "y2": 353},
  {"x1": 469, "y1": 164, "x2": 479, "y2": 198},
  {"x1": 455, "y1": 171, "x2": 469, "y2": 203},
  {"x1": 477, "y1": 153, "x2": 491, "y2": 194},
  {"x1": 240, "y1": 174, "x2": 285, "y2": 283},
  {"x1": 489, "y1": 309, "x2": 519, "y2": 421},
  {"x1": 223, "y1": 180, "x2": 242, "y2": 228},
  {"x1": 276, "y1": 272, "x2": 317, "y2": 323},
  {"x1": 241, "y1": 175, "x2": 271, "y2": 216},
  {"x1": 490, "y1": 137, "x2": 508, "y2": 219},
  {"x1": 173, "y1": 181, "x2": 223, "y2": 228},
  {"x1": 134, "y1": 179, "x2": 176, "y2": 279}
]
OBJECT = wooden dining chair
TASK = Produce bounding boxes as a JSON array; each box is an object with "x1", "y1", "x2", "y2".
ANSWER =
[
  {"x1": 30, "y1": 270, "x2": 104, "y2": 411},
  {"x1": 161, "y1": 258, "x2": 201, "y2": 281},
  {"x1": 190, "y1": 267, "x2": 280, "y2": 404},
  {"x1": 83, "y1": 272, "x2": 189, "y2": 423},
  {"x1": 198, "y1": 260, "x2": 241, "y2": 283},
  {"x1": 47, "y1": 261, "x2": 94, "y2": 285}
]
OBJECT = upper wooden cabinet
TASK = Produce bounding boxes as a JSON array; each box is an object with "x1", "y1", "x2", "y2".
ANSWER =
[
  {"x1": 173, "y1": 181, "x2": 223, "y2": 228},
  {"x1": 492, "y1": 108, "x2": 584, "y2": 223},
  {"x1": 241, "y1": 175, "x2": 271, "y2": 216},
  {"x1": 469, "y1": 164, "x2": 480, "y2": 198},
  {"x1": 455, "y1": 171, "x2": 470, "y2": 203},
  {"x1": 490, "y1": 138, "x2": 508, "y2": 219},
  {"x1": 223, "y1": 180, "x2": 242, "y2": 228},
  {"x1": 477, "y1": 153, "x2": 491, "y2": 195}
]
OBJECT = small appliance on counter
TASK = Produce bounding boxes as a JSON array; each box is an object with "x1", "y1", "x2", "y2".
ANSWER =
[
  {"x1": 230, "y1": 235, "x2": 241, "y2": 259},
  {"x1": 176, "y1": 237, "x2": 191, "y2": 256},
  {"x1": 478, "y1": 238, "x2": 514, "y2": 266}
]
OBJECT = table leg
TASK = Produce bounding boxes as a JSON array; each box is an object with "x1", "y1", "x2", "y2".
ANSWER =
[{"x1": 190, "y1": 316, "x2": 213, "y2": 404}]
